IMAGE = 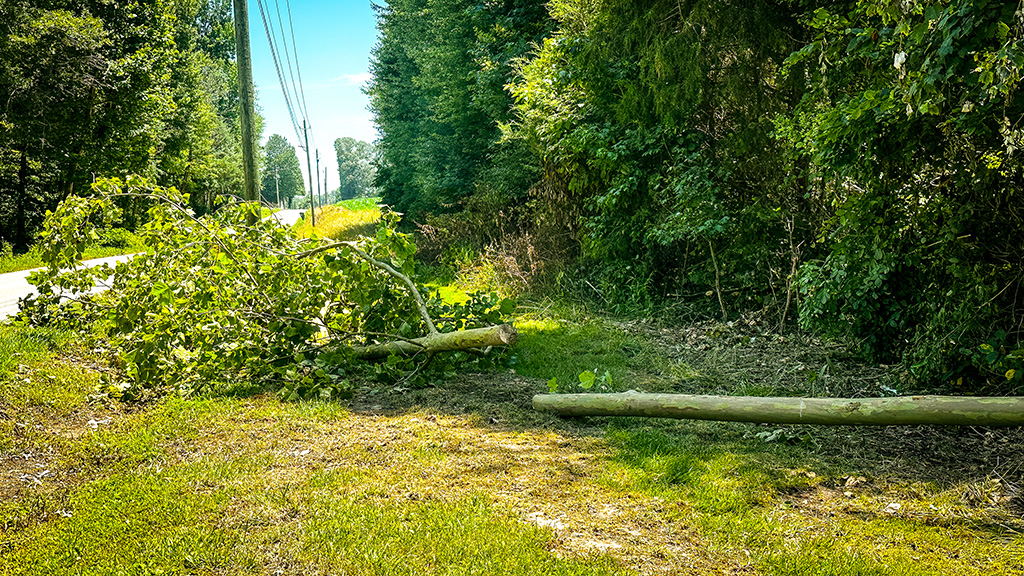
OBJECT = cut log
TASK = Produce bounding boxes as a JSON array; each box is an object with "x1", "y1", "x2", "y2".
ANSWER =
[
  {"x1": 353, "y1": 324, "x2": 518, "y2": 359},
  {"x1": 532, "y1": 392, "x2": 1024, "y2": 427}
]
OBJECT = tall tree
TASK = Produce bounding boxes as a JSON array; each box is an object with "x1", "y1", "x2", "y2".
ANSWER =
[
  {"x1": 0, "y1": 0, "x2": 261, "y2": 246},
  {"x1": 261, "y1": 134, "x2": 303, "y2": 208},
  {"x1": 506, "y1": 0, "x2": 806, "y2": 307},
  {"x1": 367, "y1": 0, "x2": 551, "y2": 219},
  {"x1": 0, "y1": 6, "x2": 114, "y2": 250},
  {"x1": 334, "y1": 137, "x2": 376, "y2": 200}
]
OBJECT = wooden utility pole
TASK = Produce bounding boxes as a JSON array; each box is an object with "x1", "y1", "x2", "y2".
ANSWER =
[
  {"x1": 303, "y1": 119, "x2": 316, "y2": 228},
  {"x1": 232, "y1": 0, "x2": 258, "y2": 225},
  {"x1": 315, "y1": 149, "x2": 321, "y2": 209},
  {"x1": 533, "y1": 392, "x2": 1024, "y2": 427},
  {"x1": 323, "y1": 166, "x2": 328, "y2": 205}
]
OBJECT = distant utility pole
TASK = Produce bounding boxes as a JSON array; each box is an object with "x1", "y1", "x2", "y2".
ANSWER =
[
  {"x1": 323, "y1": 167, "x2": 328, "y2": 205},
  {"x1": 231, "y1": 0, "x2": 258, "y2": 225},
  {"x1": 315, "y1": 149, "x2": 321, "y2": 210},
  {"x1": 303, "y1": 119, "x2": 316, "y2": 228}
]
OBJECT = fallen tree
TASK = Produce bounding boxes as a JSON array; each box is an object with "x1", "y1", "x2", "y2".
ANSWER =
[
  {"x1": 20, "y1": 176, "x2": 517, "y2": 400},
  {"x1": 533, "y1": 392, "x2": 1024, "y2": 426},
  {"x1": 353, "y1": 324, "x2": 518, "y2": 359}
]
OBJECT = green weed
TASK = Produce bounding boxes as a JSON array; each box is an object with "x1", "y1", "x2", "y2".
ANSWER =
[{"x1": 0, "y1": 326, "x2": 73, "y2": 379}]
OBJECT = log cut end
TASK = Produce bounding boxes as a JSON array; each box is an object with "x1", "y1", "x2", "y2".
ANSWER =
[{"x1": 495, "y1": 323, "x2": 518, "y2": 346}]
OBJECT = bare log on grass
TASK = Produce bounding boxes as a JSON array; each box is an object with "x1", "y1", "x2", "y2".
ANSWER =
[
  {"x1": 353, "y1": 323, "x2": 518, "y2": 359},
  {"x1": 533, "y1": 392, "x2": 1024, "y2": 427}
]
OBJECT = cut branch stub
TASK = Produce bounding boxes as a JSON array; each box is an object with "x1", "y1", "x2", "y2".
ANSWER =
[
  {"x1": 353, "y1": 324, "x2": 518, "y2": 359},
  {"x1": 532, "y1": 392, "x2": 1024, "y2": 427}
]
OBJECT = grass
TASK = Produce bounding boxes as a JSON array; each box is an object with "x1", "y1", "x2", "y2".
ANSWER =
[
  {"x1": 0, "y1": 245, "x2": 139, "y2": 274},
  {"x1": 287, "y1": 496, "x2": 624, "y2": 575},
  {"x1": 293, "y1": 196, "x2": 382, "y2": 240},
  {"x1": 599, "y1": 419, "x2": 1024, "y2": 575},
  {"x1": 1, "y1": 230, "x2": 143, "y2": 274},
  {"x1": 2, "y1": 285, "x2": 1024, "y2": 574},
  {"x1": 511, "y1": 300, "x2": 690, "y2": 393},
  {"x1": 2, "y1": 470, "x2": 242, "y2": 575}
]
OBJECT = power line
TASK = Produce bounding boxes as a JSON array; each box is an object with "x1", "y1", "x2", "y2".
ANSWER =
[
  {"x1": 273, "y1": 0, "x2": 308, "y2": 124},
  {"x1": 283, "y1": 0, "x2": 315, "y2": 151},
  {"x1": 254, "y1": 0, "x2": 303, "y2": 145},
  {"x1": 254, "y1": 0, "x2": 321, "y2": 211}
]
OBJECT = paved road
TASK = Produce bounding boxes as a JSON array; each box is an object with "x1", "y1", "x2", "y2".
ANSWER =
[
  {"x1": 0, "y1": 254, "x2": 133, "y2": 319},
  {"x1": 267, "y1": 209, "x2": 305, "y2": 228}
]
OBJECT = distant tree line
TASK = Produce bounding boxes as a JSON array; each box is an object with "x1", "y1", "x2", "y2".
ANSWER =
[
  {"x1": 368, "y1": 0, "x2": 1024, "y2": 391},
  {"x1": 262, "y1": 133, "x2": 303, "y2": 208}
]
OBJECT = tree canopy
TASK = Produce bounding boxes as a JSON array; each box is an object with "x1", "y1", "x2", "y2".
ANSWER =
[
  {"x1": 262, "y1": 134, "x2": 304, "y2": 208},
  {"x1": 0, "y1": 0, "x2": 259, "y2": 249},
  {"x1": 334, "y1": 137, "x2": 376, "y2": 201},
  {"x1": 367, "y1": 0, "x2": 551, "y2": 219}
]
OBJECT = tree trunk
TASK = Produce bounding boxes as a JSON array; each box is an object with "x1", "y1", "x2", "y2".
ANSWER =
[
  {"x1": 532, "y1": 392, "x2": 1024, "y2": 427},
  {"x1": 352, "y1": 324, "x2": 517, "y2": 359},
  {"x1": 14, "y1": 146, "x2": 28, "y2": 253}
]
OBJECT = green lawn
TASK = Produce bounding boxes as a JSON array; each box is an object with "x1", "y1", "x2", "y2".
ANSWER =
[{"x1": 1, "y1": 298, "x2": 1022, "y2": 574}]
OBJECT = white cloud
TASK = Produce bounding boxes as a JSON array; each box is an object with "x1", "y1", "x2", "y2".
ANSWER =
[{"x1": 332, "y1": 72, "x2": 372, "y2": 86}]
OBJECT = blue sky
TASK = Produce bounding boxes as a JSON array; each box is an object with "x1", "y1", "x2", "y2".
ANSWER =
[{"x1": 247, "y1": 0, "x2": 380, "y2": 192}]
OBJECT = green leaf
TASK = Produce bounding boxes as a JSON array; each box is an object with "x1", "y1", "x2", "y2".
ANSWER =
[
  {"x1": 498, "y1": 298, "x2": 516, "y2": 316},
  {"x1": 578, "y1": 370, "x2": 596, "y2": 389}
]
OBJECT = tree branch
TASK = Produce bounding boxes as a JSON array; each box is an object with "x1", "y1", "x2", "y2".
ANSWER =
[{"x1": 296, "y1": 240, "x2": 438, "y2": 335}]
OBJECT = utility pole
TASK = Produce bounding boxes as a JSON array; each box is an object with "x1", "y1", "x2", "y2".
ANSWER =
[
  {"x1": 315, "y1": 149, "x2": 321, "y2": 210},
  {"x1": 231, "y1": 0, "x2": 258, "y2": 225},
  {"x1": 303, "y1": 119, "x2": 316, "y2": 228},
  {"x1": 323, "y1": 166, "x2": 329, "y2": 205}
]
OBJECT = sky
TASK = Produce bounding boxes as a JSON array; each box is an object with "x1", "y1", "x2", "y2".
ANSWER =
[{"x1": 247, "y1": 0, "x2": 380, "y2": 194}]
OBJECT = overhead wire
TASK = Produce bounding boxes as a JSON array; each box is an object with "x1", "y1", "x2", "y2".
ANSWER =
[
  {"x1": 254, "y1": 0, "x2": 304, "y2": 145},
  {"x1": 273, "y1": 0, "x2": 308, "y2": 125},
  {"x1": 283, "y1": 0, "x2": 315, "y2": 152},
  {"x1": 253, "y1": 0, "x2": 321, "y2": 200}
]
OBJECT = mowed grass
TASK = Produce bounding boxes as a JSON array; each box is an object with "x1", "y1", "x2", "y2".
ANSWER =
[
  {"x1": 293, "y1": 197, "x2": 382, "y2": 240},
  {"x1": 0, "y1": 245, "x2": 140, "y2": 274},
  {"x1": 1, "y1": 228, "x2": 143, "y2": 274},
  {"x1": 2, "y1": 298, "x2": 1024, "y2": 575},
  {"x1": 0, "y1": 324, "x2": 628, "y2": 575}
]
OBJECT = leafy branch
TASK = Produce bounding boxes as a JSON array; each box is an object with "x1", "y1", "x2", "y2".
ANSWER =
[{"x1": 17, "y1": 176, "x2": 516, "y2": 401}]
